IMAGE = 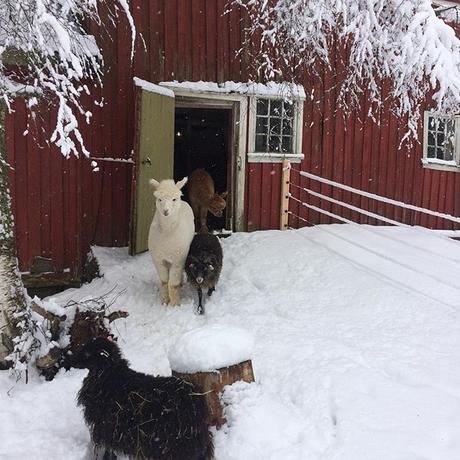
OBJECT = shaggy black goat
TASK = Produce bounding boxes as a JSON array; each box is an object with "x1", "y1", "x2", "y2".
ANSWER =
[
  {"x1": 74, "y1": 337, "x2": 213, "y2": 460},
  {"x1": 185, "y1": 232, "x2": 223, "y2": 315}
]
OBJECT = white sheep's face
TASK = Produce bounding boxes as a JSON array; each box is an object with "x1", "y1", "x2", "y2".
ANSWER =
[
  {"x1": 154, "y1": 190, "x2": 181, "y2": 217},
  {"x1": 150, "y1": 177, "x2": 187, "y2": 218}
]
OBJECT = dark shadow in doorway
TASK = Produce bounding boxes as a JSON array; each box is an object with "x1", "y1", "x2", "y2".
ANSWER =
[{"x1": 174, "y1": 108, "x2": 230, "y2": 231}]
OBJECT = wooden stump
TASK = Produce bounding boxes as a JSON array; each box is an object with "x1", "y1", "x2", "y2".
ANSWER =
[{"x1": 172, "y1": 359, "x2": 255, "y2": 428}]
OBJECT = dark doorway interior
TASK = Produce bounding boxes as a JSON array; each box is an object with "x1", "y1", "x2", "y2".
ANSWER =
[{"x1": 174, "y1": 108, "x2": 231, "y2": 230}]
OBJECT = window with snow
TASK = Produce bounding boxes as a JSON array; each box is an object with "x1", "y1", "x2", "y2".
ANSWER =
[
  {"x1": 248, "y1": 96, "x2": 304, "y2": 163},
  {"x1": 423, "y1": 112, "x2": 460, "y2": 171}
]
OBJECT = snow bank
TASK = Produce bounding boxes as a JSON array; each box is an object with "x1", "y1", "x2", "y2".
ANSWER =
[
  {"x1": 3, "y1": 226, "x2": 460, "y2": 459},
  {"x1": 168, "y1": 325, "x2": 254, "y2": 373}
]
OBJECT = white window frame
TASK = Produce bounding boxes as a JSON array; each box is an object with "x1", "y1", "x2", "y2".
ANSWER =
[
  {"x1": 248, "y1": 95, "x2": 305, "y2": 163},
  {"x1": 422, "y1": 111, "x2": 460, "y2": 172}
]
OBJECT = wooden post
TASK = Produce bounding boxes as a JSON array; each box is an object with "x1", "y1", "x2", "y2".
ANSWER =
[
  {"x1": 280, "y1": 159, "x2": 291, "y2": 230},
  {"x1": 172, "y1": 359, "x2": 255, "y2": 428}
]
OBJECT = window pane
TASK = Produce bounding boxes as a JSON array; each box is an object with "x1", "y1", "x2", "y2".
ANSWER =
[
  {"x1": 282, "y1": 117, "x2": 293, "y2": 136},
  {"x1": 269, "y1": 135, "x2": 281, "y2": 152},
  {"x1": 270, "y1": 119, "x2": 281, "y2": 135},
  {"x1": 253, "y1": 97, "x2": 300, "y2": 155},
  {"x1": 270, "y1": 100, "x2": 282, "y2": 117},
  {"x1": 283, "y1": 101, "x2": 294, "y2": 118},
  {"x1": 444, "y1": 148, "x2": 454, "y2": 162},
  {"x1": 427, "y1": 145, "x2": 436, "y2": 158},
  {"x1": 437, "y1": 132, "x2": 445, "y2": 147},
  {"x1": 447, "y1": 120, "x2": 456, "y2": 148},
  {"x1": 445, "y1": 127, "x2": 455, "y2": 161},
  {"x1": 255, "y1": 134, "x2": 267, "y2": 152},
  {"x1": 282, "y1": 136, "x2": 293, "y2": 153},
  {"x1": 256, "y1": 117, "x2": 268, "y2": 134},
  {"x1": 427, "y1": 131, "x2": 435, "y2": 146},
  {"x1": 436, "y1": 147, "x2": 445, "y2": 160},
  {"x1": 257, "y1": 99, "x2": 268, "y2": 116}
]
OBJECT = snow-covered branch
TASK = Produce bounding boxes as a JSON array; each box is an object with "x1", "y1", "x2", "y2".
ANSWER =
[
  {"x1": 0, "y1": 0, "x2": 135, "y2": 157},
  {"x1": 234, "y1": 0, "x2": 460, "y2": 140}
]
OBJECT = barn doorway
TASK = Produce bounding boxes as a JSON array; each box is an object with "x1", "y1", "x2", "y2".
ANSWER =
[
  {"x1": 131, "y1": 80, "x2": 247, "y2": 255},
  {"x1": 174, "y1": 107, "x2": 231, "y2": 231}
]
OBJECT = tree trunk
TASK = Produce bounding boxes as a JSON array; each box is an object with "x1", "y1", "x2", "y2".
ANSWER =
[
  {"x1": 0, "y1": 102, "x2": 27, "y2": 362},
  {"x1": 172, "y1": 359, "x2": 255, "y2": 428}
]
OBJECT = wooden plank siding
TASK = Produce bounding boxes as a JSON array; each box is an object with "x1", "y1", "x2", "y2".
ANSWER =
[
  {"x1": 5, "y1": 1, "x2": 460, "y2": 284},
  {"x1": 5, "y1": 0, "x2": 254, "y2": 281}
]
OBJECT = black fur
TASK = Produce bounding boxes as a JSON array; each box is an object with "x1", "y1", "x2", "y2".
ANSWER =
[
  {"x1": 185, "y1": 233, "x2": 223, "y2": 315},
  {"x1": 74, "y1": 337, "x2": 213, "y2": 460}
]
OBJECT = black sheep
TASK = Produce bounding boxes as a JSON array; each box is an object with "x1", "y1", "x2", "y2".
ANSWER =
[
  {"x1": 74, "y1": 337, "x2": 213, "y2": 460},
  {"x1": 185, "y1": 232, "x2": 223, "y2": 315}
]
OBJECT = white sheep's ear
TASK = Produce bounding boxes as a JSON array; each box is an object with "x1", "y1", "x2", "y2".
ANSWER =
[
  {"x1": 176, "y1": 177, "x2": 188, "y2": 190},
  {"x1": 149, "y1": 179, "x2": 160, "y2": 189}
]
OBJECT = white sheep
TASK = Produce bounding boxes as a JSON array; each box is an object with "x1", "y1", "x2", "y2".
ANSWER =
[{"x1": 148, "y1": 177, "x2": 195, "y2": 306}]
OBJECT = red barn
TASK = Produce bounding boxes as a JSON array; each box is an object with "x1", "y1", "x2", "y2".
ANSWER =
[{"x1": 4, "y1": 0, "x2": 460, "y2": 290}]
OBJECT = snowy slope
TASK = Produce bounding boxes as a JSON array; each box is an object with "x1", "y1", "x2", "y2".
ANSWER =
[{"x1": 1, "y1": 225, "x2": 460, "y2": 460}]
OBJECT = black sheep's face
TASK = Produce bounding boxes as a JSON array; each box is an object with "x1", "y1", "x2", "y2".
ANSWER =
[
  {"x1": 187, "y1": 259, "x2": 216, "y2": 285},
  {"x1": 72, "y1": 336, "x2": 122, "y2": 370}
]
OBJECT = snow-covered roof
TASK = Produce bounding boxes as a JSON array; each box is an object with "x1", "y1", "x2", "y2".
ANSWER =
[
  {"x1": 159, "y1": 80, "x2": 307, "y2": 100},
  {"x1": 134, "y1": 77, "x2": 175, "y2": 98}
]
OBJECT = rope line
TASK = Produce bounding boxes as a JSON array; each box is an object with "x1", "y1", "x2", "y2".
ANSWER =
[
  {"x1": 289, "y1": 195, "x2": 460, "y2": 271},
  {"x1": 291, "y1": 209, "x2": 460, "y2": 293},
  {"x1": 292, "y1": 169, "x2": 460, "y2": 224},
  {"x1": 289, "y1": 195, "x2": 351, "y2": 224},
  {"x1": 290, "y1": 183, "x2": 408, "y2": 227},
  {"x1": 289, "y1": 183, "x2": 460, "y2": 264}
]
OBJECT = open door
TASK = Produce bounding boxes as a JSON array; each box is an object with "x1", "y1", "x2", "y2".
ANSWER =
[{"x1": 130, "y1": 79, "x2": 175, "y2": 254}]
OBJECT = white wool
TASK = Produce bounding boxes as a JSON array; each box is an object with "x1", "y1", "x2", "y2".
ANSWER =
[
  {"x1": 168, "y1": 325, "x2": 255, "y2": 373},
  {"x1": 148, "y1": 179, "x2": 195, "y2": 293},
  {"x1": 153, "y1": 180, "x2": 182, "y2": 199}
]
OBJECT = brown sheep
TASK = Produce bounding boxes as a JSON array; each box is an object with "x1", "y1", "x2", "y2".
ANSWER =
[{"x1": 188, "y1": 169, "x2": 227, "y2": 232}]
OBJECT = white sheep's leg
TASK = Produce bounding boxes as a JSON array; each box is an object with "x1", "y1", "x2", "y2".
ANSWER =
[
  {"x1": 155, "y1": 261, "x2": 170, "y2": 304},
  {"x1": 160, "y1": 282, "x2": 169, "y2": 305},
  {"x1": 169, "y1": 284, "x2": 181, "y2": 307},
  {"x1": 169, "y1": 264, "x2": 184, "y2": 306}
]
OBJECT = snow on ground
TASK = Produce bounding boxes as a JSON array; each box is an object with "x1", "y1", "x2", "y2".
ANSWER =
[{"x1": 2, "y1": 225, "x2": 460, "y2": 460}]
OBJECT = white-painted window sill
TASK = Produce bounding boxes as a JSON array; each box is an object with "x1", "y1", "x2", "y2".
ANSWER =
[
  {"x1": 247, "y1": 153, "x2": 304, "y2": 164},
  {"x1": 421, "y1": 159, "x2": 460, "y2": 172}
]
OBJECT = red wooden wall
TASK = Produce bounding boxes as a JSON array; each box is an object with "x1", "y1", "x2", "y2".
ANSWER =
[
  {"x1": 288, "y1": 23, "x2": 460, "y2": 231},
  {"x1": 6, "y1": 0, "x2": 255, "y2": 281},
  {"x1": 5, "y1": 1, "x2": 460, "y2": 285}
]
